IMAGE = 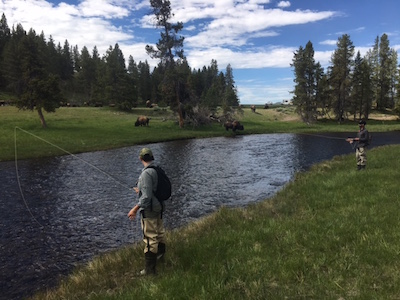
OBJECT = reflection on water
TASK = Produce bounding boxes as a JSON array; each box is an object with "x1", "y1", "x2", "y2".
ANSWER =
[{"x1": 0, "y1": 132, "x2": 398, "y2": 299}]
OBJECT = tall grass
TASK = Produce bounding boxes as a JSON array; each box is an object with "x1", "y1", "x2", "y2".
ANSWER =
[{"x1": 32, "y1": 145, "x2": 400, "y2": 299}]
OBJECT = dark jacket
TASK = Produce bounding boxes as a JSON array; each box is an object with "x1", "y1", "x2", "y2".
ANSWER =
[{"x1": 356, "y1": 128, "x2": 369, "y2": 148}]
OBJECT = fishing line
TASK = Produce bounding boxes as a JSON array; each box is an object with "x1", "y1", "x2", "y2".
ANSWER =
[
  {"x1": 14, "y1": 127, "x2": 134, "y2": 226},
  {"x1": 296, "y1": 132, "x2": 347, "y2": 140},
  {"x1": 15, "y1": 127, "x2": 133, "y2": 190},
  {"x1": 14, "y1": 127, "x2": 44, "y2": 228}
]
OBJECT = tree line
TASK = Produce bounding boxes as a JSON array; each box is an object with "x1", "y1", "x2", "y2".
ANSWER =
[
  {"x1": 0, "y1": 6, "x2": 239, "y2": 127},
  {"x1": 291, "y1": 34, "x2": 400, "y2": 123}
]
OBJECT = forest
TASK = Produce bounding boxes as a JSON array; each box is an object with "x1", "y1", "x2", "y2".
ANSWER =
[
  {"x1": 291, "y1": 33, "x2": 400, "y2": 123},
  {"x1": 1, "y1": 0, "x2": 399, "y2": 128},
  {"x1": 0, "y1": 2, "x2": 240, "y2": 128}
]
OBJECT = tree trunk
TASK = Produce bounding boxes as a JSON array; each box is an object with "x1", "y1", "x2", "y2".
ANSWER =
[
  {"x1": 176, "y1": 82, "x2": 184, "y2": 128},
  {"x1": 37, "y1": 108, "x2": 47, "y2": 128}
]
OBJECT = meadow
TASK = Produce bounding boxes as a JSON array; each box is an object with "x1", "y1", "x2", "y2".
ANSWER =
[{"x1": 1, "y1": 105, "x2": 399, "y2": 162}]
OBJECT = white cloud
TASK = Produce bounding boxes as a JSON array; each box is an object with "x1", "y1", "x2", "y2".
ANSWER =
[
  {"x1": 187, "y1": 46, "x2": 297, "y2": 70},
  {"x1": 78, "y1": 0, "x2": 130, "y2": 18},
  {"x1": 277, "y1": 1, "x2": 291, "y2": 8},
  {"x1": 183, "y1": 7, "x2": 337, "y2": 48},
  {"x1": 320, "y1": 39, "x2": 337, "y2": 46}
]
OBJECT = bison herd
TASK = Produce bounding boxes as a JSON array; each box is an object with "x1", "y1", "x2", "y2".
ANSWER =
[
  {"x1": 135, "y1": 115, "x2": 244, "y2": 133},
  {"x1": 223, "y1": 120, "x2": 244, "y2": 132}
]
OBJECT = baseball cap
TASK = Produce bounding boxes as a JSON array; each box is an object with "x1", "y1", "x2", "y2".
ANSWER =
[{"x1": 139, "y1": 148, "x2": 154, "y2": 160}]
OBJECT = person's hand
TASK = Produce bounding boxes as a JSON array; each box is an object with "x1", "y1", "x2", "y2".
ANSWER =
[
  {"x1": 133, "y1": 187, "x2": 139, "y2": 194},
  {"x1": 128, "y1": 206, "x2": 139, "y2": 220},
  {"x1": 346, "y1": 138, "x2": 353, "y2": 144}
]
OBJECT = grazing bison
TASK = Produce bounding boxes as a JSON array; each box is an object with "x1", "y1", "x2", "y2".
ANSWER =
[
  {"x1": 224, "y1": 120, "x2": 244, "y2": 132},
  {"x1": 135, "y1": 116, "x2": 150, "y2": 127}
]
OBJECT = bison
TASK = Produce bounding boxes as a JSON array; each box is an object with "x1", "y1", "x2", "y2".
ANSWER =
[
  {"x1": 135, "y1": 116, "x2": 150, "y2": 127},
  {"x1": 224, "y1": 120, "x2": 244, "y2": 132}
]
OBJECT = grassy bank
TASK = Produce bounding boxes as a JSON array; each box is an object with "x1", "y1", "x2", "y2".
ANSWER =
[
  {"x1": 1, "y1": 105, "x2": 399, "y2": 162},
  {"x1": 31, "y1": 144, "x2": 400, "y2": 299}
]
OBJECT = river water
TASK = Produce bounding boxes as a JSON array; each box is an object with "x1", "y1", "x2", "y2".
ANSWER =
[{"x1": 1, "y1": 132, "x2": 399, "y2": 299}]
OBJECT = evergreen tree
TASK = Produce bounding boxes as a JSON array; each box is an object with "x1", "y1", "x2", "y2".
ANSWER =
[
  {"x1": 103, "y1": 43, "x2": 134, "y2": 110},
  {"x1": 15, "y1": 28, "x2": 62, "y2": 127},
  {"x1": 45, "y1": 36, "x2": 61, "y2": 76},
  {"x1": 224, "y1": 64, "x2": 239, "y2": 107},
  {"x1": 145, "y1": 0, "x2": 185, "y2": 127},
  {"x1": 0, "y1": 13, "x2": 11, "y2": 89},
  {"x1": 387, "y1": 49, "x2": 398, "y2": 108},
  {"x1": 350, "y1": 51, "x2": 372, "y2": 120},
  {"x1": 2, "y1": 24, "x2": 26, "y2": 94},
  {"x1": 291, "y1": 41, "x2": 319, "y2": 123},
  {"x1": 60, "y1": 40, "x2": 74, "y2": 80},
  {"x1": 74, "y1": 46, "x2": 96, "y2": 103},
  {"x1": 127, "y1": 55, "x2": 139, "y2": 107},
  {"x1": 329, "y1": 34, "x2": 354, "y2": 122},
  {"x1": 365, "y1": 36, "x2": 379, "y2": 109},
  {"x1": 137, "y1": 60, "x2": 152, "y2": 104},
  {"x1": 377, "y1": 34, "x2": 392, "y2": 110},
  {"x1": 395, "y1": 63, "x2": 400, "y2": 117}
]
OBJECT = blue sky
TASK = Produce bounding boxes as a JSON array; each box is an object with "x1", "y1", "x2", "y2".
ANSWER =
[{"x1": 1, "y1": 0, "x2": 400, "y2": 104}]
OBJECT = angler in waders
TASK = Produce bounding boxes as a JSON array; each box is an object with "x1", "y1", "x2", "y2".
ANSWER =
[
  {"x1": 346, "y1": 120, "x2": 369, "y2": 171},
  {"x1": 128, "y1": 148, "x2": 166, "y2": 275}
]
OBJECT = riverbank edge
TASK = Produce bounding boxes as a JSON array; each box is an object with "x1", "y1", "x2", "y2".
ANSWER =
[{"x1": 31, "y1": 144, "x2": 400, "y2": 299}]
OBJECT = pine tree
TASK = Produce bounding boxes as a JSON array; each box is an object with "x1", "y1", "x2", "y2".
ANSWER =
[
  {"x1": 350, "y1": 51, "x2": 372, "y2": 120},
  {"x1": 291, "y1": 41, "x2": 319, "y2": 123},
  {"x1": 15, "y1": 28, "x2": 62, "y2": 127},
  {"x1": 0, "y1": 13, "x2": 11, "y2": 89},
  {"x1": 329, "y1": 34, "x2": 354, "y2": 122},
  {"x1": 224, "y1": 64, "x2": 239, "y2": 107},
  {"x1": 387, "y1": 49, "x2": 398, "y2": 108},
  {"x1": 145, "y1": 0, "x2": 185, "y2": 127},
  {"x1": 137, "y1": 60, "x2": 152, "y2": 105},
  {"x1": 378, "y1": 34, "x2": 392, "y2": 110}
]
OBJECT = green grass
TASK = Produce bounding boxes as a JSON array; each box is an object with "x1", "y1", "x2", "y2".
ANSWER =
[
  {"x1": 31, "y1": 145, "x2": 400, "y2": 299},
  {"x1": 0, "y1": 106, "x2": 220, "y2": 161},
  {"x1": 3, "y1": 105, "x2": 398, "y2": 299},
  {"x1": 2, "y1": 105, "x2": 400, "y2": 162}
]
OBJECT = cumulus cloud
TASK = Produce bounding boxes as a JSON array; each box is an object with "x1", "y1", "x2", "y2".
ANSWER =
[{"x1": 277, "y1": 1, "x2": 291, "y2": 8}]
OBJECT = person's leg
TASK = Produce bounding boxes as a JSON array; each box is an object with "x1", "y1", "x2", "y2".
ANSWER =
[
  {"x1": 141, "y1": 217, "x2": 158, "y2": 274},
  {"x1": 358, "y1": 147, "x2": 367, "y2": 169},
  {"x1": 356, "y1": 148, "x2": 362, "y2": 170},
  {"x1": 157, "y1": 217, "x2": 166, "y2": 260}
]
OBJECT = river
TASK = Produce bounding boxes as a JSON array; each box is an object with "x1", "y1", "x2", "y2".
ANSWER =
[{"x1": 0, "y1": 131, "x2": 399, "y2": 299}]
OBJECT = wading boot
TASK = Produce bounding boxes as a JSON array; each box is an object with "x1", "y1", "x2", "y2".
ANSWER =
[
  {"x1": 139, "y1": 251, "x2": 157, "y2": 276},
  {"x1": 157, "y1": 243, "x2": 166, "y2": 261}
]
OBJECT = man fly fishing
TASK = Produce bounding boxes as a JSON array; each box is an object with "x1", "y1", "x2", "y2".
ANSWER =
[{"x1": 346, "y1": 120, "x2": 370, "y2": 171}]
